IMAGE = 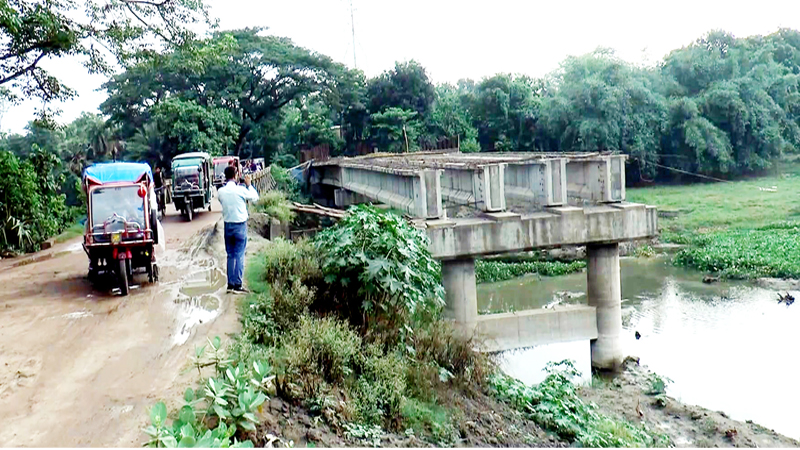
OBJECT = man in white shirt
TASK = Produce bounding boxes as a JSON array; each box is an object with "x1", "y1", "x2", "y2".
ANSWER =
[{"x1": 217, "y1": 165, "x2": 259, "y2": 294}]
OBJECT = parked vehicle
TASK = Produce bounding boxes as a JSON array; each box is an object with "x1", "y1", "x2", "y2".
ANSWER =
[
  {"x1": 171, "y1": 152, "x2": 214, "y2": 221},
  {"x1": 82, "y1": 162, "x2": 164, "y2": 296},
  {"x1": 212, "y1": 156, "x2": 240, "y2": 189}
]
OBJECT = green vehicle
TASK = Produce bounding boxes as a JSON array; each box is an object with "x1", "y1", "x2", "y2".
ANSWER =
[{"x1": 171, "y1": 152, "x2": 213, "y2": 221}]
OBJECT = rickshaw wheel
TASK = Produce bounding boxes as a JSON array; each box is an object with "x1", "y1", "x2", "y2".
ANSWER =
[
  {"x1": 208, "y1": 203, "x2": 212, "y2": 212},
  {"x1": 187, "y1": 207, "x2": 193, "y2": 222},
  {"x1": 153, "y1": 264, "x2": 159, "y2": 282},
  {"x1": 118, "y1": 259, "x2": 129, "y2": 296}
]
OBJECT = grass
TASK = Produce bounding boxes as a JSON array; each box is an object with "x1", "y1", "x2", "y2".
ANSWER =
[
  {"x1": 627, "y1": 162, "x2": 800, "y2": 236},
  {"x1": 628, "y1": 161, "x2": 800, "y2": 279},
  {"x1": 54, "y1": 221, "x2": 84, "y2": 243}
]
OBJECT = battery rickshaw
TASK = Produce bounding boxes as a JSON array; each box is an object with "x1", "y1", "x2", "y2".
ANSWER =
[{"x1": 82, "y1": 162, "x2": 163, "y2": 296}]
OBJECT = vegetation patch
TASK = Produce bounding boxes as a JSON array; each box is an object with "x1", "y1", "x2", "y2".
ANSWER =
[
  {"x1": 475, "y1": 259, "x2": 586, "y2": 284},
  {"x1": 490, "y1": 360, "x2": 670, "y2": 447},
  {"x1": 673, "y1": 222, "x2": 800, "y2": 279}
]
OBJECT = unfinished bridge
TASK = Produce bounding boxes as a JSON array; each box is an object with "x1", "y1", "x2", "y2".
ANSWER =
[{"x1": 308, "y1": 150, "x2": 657, "y2": 370}]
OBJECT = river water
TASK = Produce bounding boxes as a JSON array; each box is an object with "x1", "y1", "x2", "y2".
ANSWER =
[{"x1": 481, "y1": 256, "x2": 800, "y2": 440}]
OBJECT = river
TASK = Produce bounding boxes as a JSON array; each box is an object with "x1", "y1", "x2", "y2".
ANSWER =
[{"x1": 482, "y1": 255, "x2": 800, "y2": 440}]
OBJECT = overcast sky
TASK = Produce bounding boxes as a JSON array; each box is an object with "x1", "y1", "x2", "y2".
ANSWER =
[{"x1": 5, "y1": 0, "x2": 800, "y2": 134}]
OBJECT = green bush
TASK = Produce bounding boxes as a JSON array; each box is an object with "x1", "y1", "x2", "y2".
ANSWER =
[
  {"x1": 262, "y1": 238, "x2": 321, "y2": 287},
  {"x1": 253, "y1": 190, "x2": 295, "y2": 223},
  {"x1": 277, "y1": 315, "x2": 363, "y2": 400},
  {"x1": 313, "y1": 205, "x2": 445, "y2": 346},
  {"x1": 0, "y1": 148, "x2": 70, "y2": 252},
  {"x1": 353, "y1": 346, "x2": 407, "y2": 425},
  {"x1": 271, "y1": 279, "x2": 317, "y2": 333}
]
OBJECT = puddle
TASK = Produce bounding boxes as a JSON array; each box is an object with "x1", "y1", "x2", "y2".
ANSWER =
[
  {"x1": 172, "y1": 294, "x2": 222, "y2": 346},
  {"x1": 179, "y1": 268, "x2": 226, "y2": 297}
]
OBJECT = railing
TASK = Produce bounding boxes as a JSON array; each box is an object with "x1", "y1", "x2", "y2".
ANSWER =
[{"x1": 251, "y1": 166, "x2": 276, "y2": 192}]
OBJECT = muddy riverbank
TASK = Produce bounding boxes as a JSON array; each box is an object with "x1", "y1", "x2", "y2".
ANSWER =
[{"x1": 581, "y1": 358, "x2": 799, "y2": 448}]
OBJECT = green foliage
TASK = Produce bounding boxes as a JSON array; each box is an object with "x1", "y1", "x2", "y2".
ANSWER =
[
  {"x1": 490, "y1": 361, "x2": 670, "y2": 447},
  {"x1": 400, "y1": 398, "x2": 458, "y2": 445},
  {"x1": 475, "y1": 259, "x2": 586, "y2": 284},
  {"x1": 646, "y1": 373, "x2": 672, "y2": 408},
  {"x1": 0, "y1": 147, "x2": 69, "y2": 252},
  {"x1": 253, "y1": 191, "x2": 295, "y2": 224},
  {"x1": 342, "y1": 423, "x2": 384, "y2": 447},
  {"x1": 673, "y1": 224, "x2": 800, "y2": 279},
  {"x1": 313, "y1": 205, "x2": 445, "y2": 345},
  {"x1": 0, "y1": 0, "x2": 210, "y2": 118},
  {"x1": 150, "y1": 98, "x2": 237, "y2": 159},
  {"x1": 277, "y1": 315, "x2": 363, "y2": 400},
  {"x1": 269, "y1": 165, "x2": 304, "y2": 203},
  {"x1": 145, "y1": 335, "x2": 277, "y2": 447},
  {"x1": 368, "y1": 107, "x2": 422, "y2": 153},
  {"x1": 633, "y1": 245, "x2": 656, "y2": 258},
  {"x1": 367, "y1": 60, "x2": 435, "y2": 118}
]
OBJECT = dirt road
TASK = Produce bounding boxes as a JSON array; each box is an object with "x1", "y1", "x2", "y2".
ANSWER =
[{"x1": 0, "y1": 201, "x2": 253, "y2": 447}]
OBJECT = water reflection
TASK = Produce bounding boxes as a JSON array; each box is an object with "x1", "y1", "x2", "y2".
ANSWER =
[{"x1": 483, "y1": 256, "x2": 800, "y2": 439}]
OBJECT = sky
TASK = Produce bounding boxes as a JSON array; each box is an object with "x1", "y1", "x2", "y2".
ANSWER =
[{"x1": 5, "y1": 0, "x2": 800, "y2": 134}]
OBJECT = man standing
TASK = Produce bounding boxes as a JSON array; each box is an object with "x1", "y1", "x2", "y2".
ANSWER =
[
  {"x1": 153, "y1": 166, "x2": 165, "y2": 216},
  {"x1": 217, "y1": 165, "x2": 258, "y2": 294}
]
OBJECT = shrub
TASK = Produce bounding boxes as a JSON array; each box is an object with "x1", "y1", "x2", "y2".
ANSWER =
[
  {"x1": 253, "y1": 190, "x2": 295, "y2": 223},
  {"x1": 313, "y1": 205, "x2": 445, "y2": 346},
  {"x1": 412, "y1": 320, "x2": 494, "y2": 387},
  {"x1": 270, "y1": 164, "x2": 305, "y2": 202},
  {"x1": 277, "y1": 315, "x2": 363, "y2": 400},
  {"x1": 262, "y1": 238, "x2": 321, "y2": 287},
  {"x1": 353, "y1": 345, "x2": 407, "y2": 426},
  {"x1": 271, "y1": 279, "x2": 317, "y2": 333}
]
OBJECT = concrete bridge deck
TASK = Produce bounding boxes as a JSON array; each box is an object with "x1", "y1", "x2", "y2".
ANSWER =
[{"x1": 308, "y1": 151, "x2": 657, "y2": 370}]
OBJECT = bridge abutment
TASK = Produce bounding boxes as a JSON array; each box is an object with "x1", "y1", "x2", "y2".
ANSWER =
[{"x1": 587, "y1": 243, "x2": 623, "y2": 370}]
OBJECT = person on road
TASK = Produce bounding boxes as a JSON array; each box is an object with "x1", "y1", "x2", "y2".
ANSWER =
[
  {"x1": 217, "y1": 165, "x2": 258, "y2": 294},
  {"x1": 153, "y1": 166, "x2": 165, "y2": 215}
]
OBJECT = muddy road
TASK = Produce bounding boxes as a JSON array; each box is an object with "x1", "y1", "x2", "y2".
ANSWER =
[{"x1": 0, "y1": 201, "x2": 257, "y2": 447}]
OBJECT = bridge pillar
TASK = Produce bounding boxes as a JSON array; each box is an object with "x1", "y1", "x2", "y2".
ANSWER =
[
  {"x1": 587, "y1": 243, "x2": 623, "y2": 370},
  {"x1": 442, "y1": 258, "x2": 478, "y2": 332}
]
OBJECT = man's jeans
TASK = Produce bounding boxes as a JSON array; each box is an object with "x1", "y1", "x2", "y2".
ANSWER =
[{"x1": 224, "y1": 221, "x2": 247, "y2": 288}]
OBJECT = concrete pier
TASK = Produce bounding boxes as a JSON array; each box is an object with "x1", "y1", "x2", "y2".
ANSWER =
[
  {"x1": 442, "y1": 258, "x2": 478, "y2": 329},
  {"x1": 587, "y1": 243, "x2": 623, "y2": 370}
]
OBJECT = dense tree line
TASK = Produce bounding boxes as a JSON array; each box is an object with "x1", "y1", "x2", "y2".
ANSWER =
[{"x1": 6, "y1": 19, "x2": 800, "y2": 251}]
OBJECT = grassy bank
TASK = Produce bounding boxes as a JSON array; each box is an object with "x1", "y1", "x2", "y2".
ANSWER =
[{"x1": 628, "y1": 162, "x2": 800, "y2": 279}]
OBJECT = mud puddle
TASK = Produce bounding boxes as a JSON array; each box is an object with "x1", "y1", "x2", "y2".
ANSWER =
[{"x1": 159, "y1": 228, "x2": 229, "y2": 347}]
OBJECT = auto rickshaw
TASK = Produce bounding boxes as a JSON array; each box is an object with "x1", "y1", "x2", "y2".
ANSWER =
[
  {"x1": 171, "y1": 152, "x2": 213, "y2": 221},
  {"x1": 82, "y1": 162, "x2": 164, "y2": 296},
  {"x1": 212, "y1": 155, "x2": 240, "y2": 190}
]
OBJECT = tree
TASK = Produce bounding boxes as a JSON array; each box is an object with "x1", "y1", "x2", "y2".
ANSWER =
[
  {"x1": 468, "y1": 74, "x2": 542, "y2": 152},
  {"x1": 427, "y1": 84, "x2": 480, "y2": 152},
  {"x1": 101, "y1": 28, "x2": 342, "y2": 157},
  {"x1": 369, "y1": 107, "x2": 422, "y2": 153},
  {"x1": 150, "y1": 98, "x2": 237, "y2": 160},
  {"x1": 367, "y1": 60, "x2": 435, "y2": 117},
  {"x1": 0, "y1": 0, "x2": 212, "y2": 119}
]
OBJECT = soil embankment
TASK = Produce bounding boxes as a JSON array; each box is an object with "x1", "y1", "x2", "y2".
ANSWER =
[{"x1": 0, "y1": 202, "x2": 257, "y2": 447}]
